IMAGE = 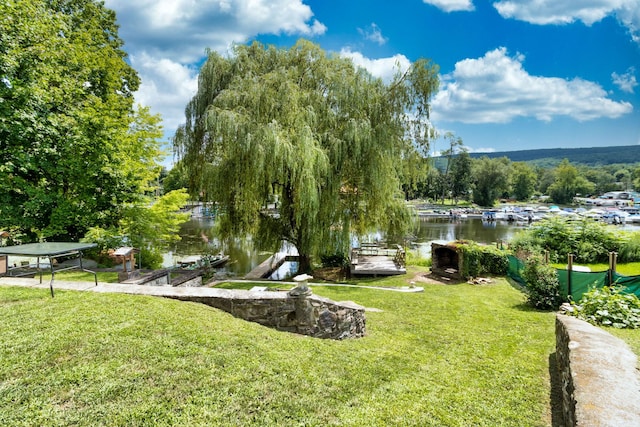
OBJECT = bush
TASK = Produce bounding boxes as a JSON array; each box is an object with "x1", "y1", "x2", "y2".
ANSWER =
[
  {"x1": 522, "y1": 256, "x2": 563, "y2": 310},
  {"x1": 510, "y1": 217, "x2": 619, "y2": 264},
  {"x1": 617, "y1": 233, "x2": 640, "y2": 262},
  {"x1": 138, "y1": 247, "x2": 163, "y2": 270},
  {"x1": 569, "y1": 286, "x2": 640, "y2": 329},
  {"x1": 458, "y1": 241, "x2": 508, "y2": 279}
]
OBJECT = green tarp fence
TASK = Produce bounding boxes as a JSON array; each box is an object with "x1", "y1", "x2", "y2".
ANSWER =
[
  {"x1": 507, "y1": 255, "x2": 640, "y2": 302},
  {"x1": 556, "y1": 269, "x2": 609, "y2": 301},
  {"x1": 507, "y1": 255, "x2": 526, "y2": 286},
  {"x1": 611, "y1": 272, "x2": 640, "y2": 298}
]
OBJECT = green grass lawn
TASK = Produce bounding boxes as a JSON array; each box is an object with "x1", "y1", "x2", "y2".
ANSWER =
[
  {"x1": 40, "y1": 271, "x2": 120, "y2": 283},
  {"x1": 0, "y1": 275, "x2": 557, "y2": 426},
  {"x1": 551, "y1": 261, "x2": 640, "y2": 275}
]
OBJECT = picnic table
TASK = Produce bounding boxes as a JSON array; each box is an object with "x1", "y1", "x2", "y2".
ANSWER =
[{"x1": 0, "y1": 242, "x2": 97, "y2": 297}]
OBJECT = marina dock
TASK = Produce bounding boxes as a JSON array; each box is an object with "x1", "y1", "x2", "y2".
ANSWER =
[{"x1": 244, "y1": 253, "x2": 289, "y2": 279}]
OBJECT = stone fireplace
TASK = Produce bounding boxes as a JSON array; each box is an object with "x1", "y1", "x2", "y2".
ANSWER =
[{"x1": 431, "y1": 242, "x2": 462, "y2": 279}]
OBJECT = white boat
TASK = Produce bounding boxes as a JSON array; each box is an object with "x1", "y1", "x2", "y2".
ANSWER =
[
  {"x1": 601, "y1": 210, "x2": 628, "y2": 225},
  {"x1": 177, "y1": 254, "x2": 230, "y2": 269}
]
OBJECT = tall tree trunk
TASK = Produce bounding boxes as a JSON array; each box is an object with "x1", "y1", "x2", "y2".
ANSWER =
[{"x1": 297, "y1": 253, "x2": 312, "y2": 274}]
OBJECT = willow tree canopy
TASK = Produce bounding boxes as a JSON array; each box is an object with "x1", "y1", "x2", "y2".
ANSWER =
[{"x1": 174, "y1": 40, "x2": 438, "y2": 271}]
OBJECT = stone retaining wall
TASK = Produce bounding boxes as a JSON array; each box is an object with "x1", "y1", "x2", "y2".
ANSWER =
[
  {"x1": 555, "y1": 314, "x2": 640, "y2": 426},
  {"x1": 120, "y1": 269, "x2": 202, "y2": 287},
  {"x1": 167, "y1": 289, "x2": 366, "y2": 340}
]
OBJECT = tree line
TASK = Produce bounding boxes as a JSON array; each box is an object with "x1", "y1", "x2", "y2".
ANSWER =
[
  {"x1": 468, "y1": 145, "x2": 640, "y2": 167},
  {"x1": 402, "y1": 148, "x2": 640, "y2": 206}
]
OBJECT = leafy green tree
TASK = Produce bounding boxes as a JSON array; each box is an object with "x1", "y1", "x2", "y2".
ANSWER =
[
  {"x1": 419, "y1": 166, "x2": 444, "y2": 202},
  {"x1": 0, "y1": 0, "x2": 161, "y2": 242},
  {"x1": 439, "y1": 132, "x2": 464, "y2": 203},
  {"x1": 511, "y1": 162, "x2": 537, "y2": 201},
  {"x1": 174, "y1": 40, "x2": 439, "y2": 271},
  {"x1": 548, "y1": 159, "x2": 595, "y2": 204},
  {"x1": 471, "y1": 156, "x2": 511, "y2": 207},
  {"x1": 583, "y1": 168, "x2": 616, "y2": 195},
  {"x1": 614, "y1": 168, "x2": 632, "y2": 190},
  {"x1": 536, "y1": 166, "x2": 555, "y2": 196},
  {"x1": 400, "y1": 155, "x2": 430, "y2": 201},
  {"x1": 449, "y1": 149, "x2": 472, "y2": 203},
  {"x1": 84, "y1": 189, "x2": 190, "y2": 269},
  {"x1": 163, "y1": 160, "x2": 190, "y2": 193}
]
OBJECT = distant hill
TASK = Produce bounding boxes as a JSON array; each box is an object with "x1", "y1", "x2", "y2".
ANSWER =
[{"x1": 466, "y1": 145, "x2": 640, "y2": 166}]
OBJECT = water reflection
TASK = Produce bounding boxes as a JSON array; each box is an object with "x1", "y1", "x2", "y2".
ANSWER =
[
  {"x1": 169, "y1": 216, "x2": 640, "y2": 275},
  {"x1": 163, "y1": 219, "x2": 270, "y2": 276},
  {"x1": 411, "y1": 217, "x2": 526, "y2": 258}
]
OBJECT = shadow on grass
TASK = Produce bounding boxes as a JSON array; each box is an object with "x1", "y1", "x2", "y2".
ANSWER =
[
  {"x1": 548, "y1": 352, "x2": 565, "y2": 427},
  {"x1": 506, "y1": 276, "x2": 527, "y2": 292},
  {"x1": 510, "y1": 302, "x2": 556, "y2": 313}
]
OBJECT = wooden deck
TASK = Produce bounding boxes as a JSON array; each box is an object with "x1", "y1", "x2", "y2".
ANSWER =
[
  {"x1": 350, "y1": 254, "x2": 406, "y2": 276},
  {"x1": 244, "y1": 253, "x2": 288, "y2": 279}
]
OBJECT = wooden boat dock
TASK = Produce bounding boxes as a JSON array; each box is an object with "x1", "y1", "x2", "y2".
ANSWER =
[
  {"x1": 350, "y1": 244, "x2": 406, "y2": 277},
  {"x1": 244, "y1": 253, "x2": 295, "y2": 279}
]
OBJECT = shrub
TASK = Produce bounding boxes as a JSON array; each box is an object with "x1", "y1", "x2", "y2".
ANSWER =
[
  {"x1": 508, "y1": 233, "x2": 544, "y2": 261},
  {"x1": 458, "y1": 241, "x2": 508, "y2": 279},
  {"x1": 138, "y1": 247, "x2": 163, "y2": 270},
  {"x1": 522, "y1": 255, "x2": 563, "y2": 310},
  {"x1": 569, "y1": 286, "x2": 640, "y2": 329},
  {"x1": 510, "y1": 217, "x2": 619, "y2": 264},
  {"x1": 617, "y1": 233, "x2": 640, "y2": 262}
]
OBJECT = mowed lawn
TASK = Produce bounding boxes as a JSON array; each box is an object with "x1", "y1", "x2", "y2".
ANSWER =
[{"x1": 0, "y1": 276, "x2": 556, "y2": 426}]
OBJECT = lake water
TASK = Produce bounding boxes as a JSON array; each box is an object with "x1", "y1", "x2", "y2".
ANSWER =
[
  {"x1": 411, "y1": 217, "x2": 527, "y2": 258},
  {"x1": 166, "y1": 216, "x2": 640, "y2": 276}
]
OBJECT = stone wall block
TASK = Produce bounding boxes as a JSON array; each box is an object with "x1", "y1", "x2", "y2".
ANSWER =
[
  {"x1": 165, "y1": 289, "x2": 365, "y2": 339},
  {"x1": 555, "y1": 314, "x2": 640, "y2": 426}
]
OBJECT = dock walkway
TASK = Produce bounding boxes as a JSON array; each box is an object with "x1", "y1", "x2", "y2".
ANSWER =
[
  {"x1": 244, "y1": 253, "x2": 288, "y2": 279},
  {"x1": 350, "y1": 244, "x2": 406, "y2": 276},
  {"x1": 350, "y1": 255, "x2": 406, "y2": 276}
]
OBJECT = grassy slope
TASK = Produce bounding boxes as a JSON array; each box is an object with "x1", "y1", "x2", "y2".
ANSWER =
[{"x1": 0, "y1": 277, "x2": 556, "y2": 426}]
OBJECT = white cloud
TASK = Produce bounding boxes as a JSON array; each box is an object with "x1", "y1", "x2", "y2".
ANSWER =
[
  {"x1": 493, "y1": 0, "x2": 640, "y2": 42},
  {"x1": 130, "y1": 54, "x2": 199, "y2": 133},
  {"x1": 432, "y1": 47, "x2": 633, "y2": 124},
  {"x1": 105, "y1": 0, "x2": 326, "y2": 63},
  {"x1": 358, "y1": 23, "x2": 388, "y2": 45},
  {"x1": 103, "y1": 0, "x2": 326, "y2": 141},
  {"x1": 422, "y1": 0, "x2": 475, "y2": 12},
  {"x1": 612, "y1": 67, "x2": 638, "y2": 93},
  {"x1": 616, "y1": 1, "x2": 640, "y2": 42},
  {"x1": 339, "y1": 49, "x2": 411, "y2": 83}
]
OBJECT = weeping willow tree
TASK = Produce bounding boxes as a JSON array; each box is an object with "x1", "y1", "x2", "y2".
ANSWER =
[{"x1": 174, "y1": 40, "x2": 438, "y2": 272}]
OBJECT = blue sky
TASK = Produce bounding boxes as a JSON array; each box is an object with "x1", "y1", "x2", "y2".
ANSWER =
[{"x1": 104, "y1": 0, "x2": 640, "y2": 159}]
